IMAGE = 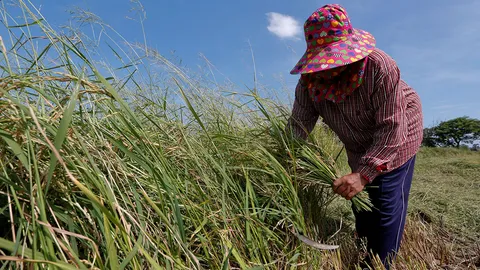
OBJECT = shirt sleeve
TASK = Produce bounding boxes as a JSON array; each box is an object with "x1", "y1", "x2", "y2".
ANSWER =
[
  {"x1": 286, "y1": 79, "x2": 320, "y2": 140},
  {"x1": 356, "y1": 61, "x2": 407, "y2": 182}
]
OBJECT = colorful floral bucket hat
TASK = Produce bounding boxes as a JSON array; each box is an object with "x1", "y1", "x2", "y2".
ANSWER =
[{"x1": 290, "y1": 4, "x2": 376, "y2": 74}]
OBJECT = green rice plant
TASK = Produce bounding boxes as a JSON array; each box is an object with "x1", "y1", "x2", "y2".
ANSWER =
[
  {"x1": 248, "y1": 94, "x2": 372, "y2": 213},
  {"x1": 0, "y1": 1, "x2": 369, "y2": 269}
]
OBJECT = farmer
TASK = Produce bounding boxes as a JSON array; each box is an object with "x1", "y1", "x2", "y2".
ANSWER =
[{"x1": 286, "y1": 4, "x2": 423, "y2": 268}]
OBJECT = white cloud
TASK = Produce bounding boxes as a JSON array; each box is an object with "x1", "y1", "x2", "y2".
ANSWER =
[{"x1": 266, "y1": 12, "x2": 301, "y2": 39}]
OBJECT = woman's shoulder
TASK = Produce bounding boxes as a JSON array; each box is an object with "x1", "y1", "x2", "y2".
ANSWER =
[
  {"x1": 367, "y1": 48, "x2": 399, "y2": 70},
  {"x1": 366, "y1": 48, "x2": 400, "y2": 81}
]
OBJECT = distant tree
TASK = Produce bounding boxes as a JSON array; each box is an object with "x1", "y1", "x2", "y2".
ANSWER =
[
  {"x1": 422, "y1": 127, "x2": 438, "y2": 147},
  {"x1": 434, "y1": 117, "x2": 480, "y2": 148}
]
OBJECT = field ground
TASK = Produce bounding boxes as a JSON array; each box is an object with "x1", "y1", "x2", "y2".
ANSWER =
[
  {"x1": 410, "y1": 147, "x2": 480, "y2": 241},
  {"x1": 404, "y1": 147, "x2": 480, "y2": 268}
]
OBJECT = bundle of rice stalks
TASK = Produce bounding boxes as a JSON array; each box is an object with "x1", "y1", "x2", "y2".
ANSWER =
[
  {"x1": 253, "y1": 95, "x2": 373, "y2": 213},
  {"x1": 295, "y1": 145, "x2": 373, "y2": 212}
]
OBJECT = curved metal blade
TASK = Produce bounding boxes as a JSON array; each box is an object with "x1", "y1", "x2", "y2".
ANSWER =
[{"x1": 295, "y1": 232, "x2": 340, "y2": 250}]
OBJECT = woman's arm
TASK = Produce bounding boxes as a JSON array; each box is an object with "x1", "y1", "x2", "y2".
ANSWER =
[
  {"x1": 356, "y1": 60, "x2": 407, "y2": 182},
  {"x1": 286, "y1": 79, "x2": 320, "y2": 140}
]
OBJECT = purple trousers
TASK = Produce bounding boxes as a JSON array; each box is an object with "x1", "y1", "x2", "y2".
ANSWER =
[{"x1": 353, "y1": 156, "x2": 416, "y2": 269}]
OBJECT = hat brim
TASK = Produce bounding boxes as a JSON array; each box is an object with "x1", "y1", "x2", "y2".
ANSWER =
[{"x1": 290, "y1": 29, "x2": 376, "y2": 75}]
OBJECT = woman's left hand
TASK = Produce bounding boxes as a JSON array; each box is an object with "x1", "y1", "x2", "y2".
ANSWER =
[{"x1": 332, "y1": 173, "x2": 369, "y2": 200}]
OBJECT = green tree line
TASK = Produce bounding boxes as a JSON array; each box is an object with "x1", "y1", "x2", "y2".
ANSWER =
[{"x1": 422, "y1": 116, "x2": 480, "y2": 148}]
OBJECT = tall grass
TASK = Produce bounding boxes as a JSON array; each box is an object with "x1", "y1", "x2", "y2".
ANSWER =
[{"x1": 0, "y1": 1, "x2": 376, "y2": 269}]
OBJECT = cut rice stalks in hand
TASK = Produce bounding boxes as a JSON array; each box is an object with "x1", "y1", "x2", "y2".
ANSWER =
[{"x1": 294, "y1": 145, "x2": 374, "y2": 213}]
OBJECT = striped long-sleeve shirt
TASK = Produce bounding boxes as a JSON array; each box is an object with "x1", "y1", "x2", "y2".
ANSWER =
[{"x1": 287, "y1": 48, "x2": 423, "y2": 182}]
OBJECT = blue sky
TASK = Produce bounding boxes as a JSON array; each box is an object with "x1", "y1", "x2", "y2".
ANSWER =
[{"x1": 11, "y1": 0, "x2": 480, "y2": 126}]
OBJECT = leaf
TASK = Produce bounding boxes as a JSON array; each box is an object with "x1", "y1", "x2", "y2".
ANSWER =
[
  {"x1": 119, "y1": 235, "x2": 143, "y2": 270},
  {"x1": 7, "y1": 19, "x2": 44, "y2": 28},
  {"x1": 0, "y1": 256, "x2": 79, "y2": 270},
  {"x1": 103, "y1": 213, "x2": 119, "y2": 270},
  {"x1": 0, "y1": 130, "x2": 29, "y2": 169},
  {"x1": 45, "y1": 84, "x2": 80, "y2": 191},
  {"x1": 0, "y1": 237, "x2": 44, "y2": 260}
]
